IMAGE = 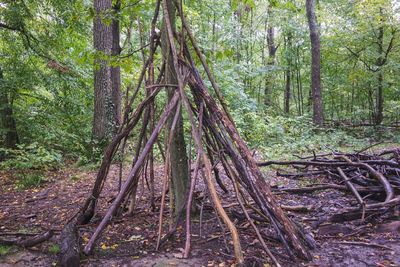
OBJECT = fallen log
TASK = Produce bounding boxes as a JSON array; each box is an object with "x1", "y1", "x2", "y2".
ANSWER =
[
  {"x1": 0, "y1": 230, "x2": 53, "y2": 248},
  {"x1": 275, "y1": 184, "x2": 383, "y2": 194}
]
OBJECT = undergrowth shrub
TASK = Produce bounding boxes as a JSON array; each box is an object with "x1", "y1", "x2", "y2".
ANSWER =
[
  {"x1": 259, "y1": 115, "x2": 369, "y2": 160},
  {"x1": 15, "y1": 171, "x2": 47, "y2": 190},
  {"x1": 230, "y1": 111, "x2": 374, "y2": 160},
  {"x1": 0, "y1": 142, "x2": 62, "y2": 170},
  {"x1": 0, "y1": 245, "x2": 12, "y2": 257}
]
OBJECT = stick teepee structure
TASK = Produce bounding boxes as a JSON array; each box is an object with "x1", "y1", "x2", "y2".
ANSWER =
[{"x1": 59, "y1": 1, "x2": 314, "y2": 266}]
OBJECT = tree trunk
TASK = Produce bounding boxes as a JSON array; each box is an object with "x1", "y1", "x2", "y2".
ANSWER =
[
  {"x1": 375, "y1": 71, "x2": 383, "y2": 124},
  {"x1": 161, "y1": 0, "x2": 189, "y2": 217},
  {"x1": 284, "y1": 32, "x2": 292, "y2": 114},
  {"x1": 375, "y1": 17, "x2": 384, "y2": 125},
  {"x1": 0, "y1": 68, "x2": 19, "y2": 149},
  {"x1": 111, "y1": 0, "x2": 122, "y2": 132},
  {"x1": 306, "y1": 0, "x2": 323, "y2": 126},
  {"x1": 284, "y1": 69, "x2": 291, "y2": 114},
  {"x1": 264, "y1": 7, "x2": 276, "y2": 107},
  {"x1": 296, "y1": 47, "x2": 304, "y2": 116},
  {"x1": 93, "y1": 0, "x2": 121, "y2": 144}
]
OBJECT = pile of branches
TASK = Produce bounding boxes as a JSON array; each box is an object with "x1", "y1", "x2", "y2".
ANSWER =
[
  {"x1": 59, "y1": 1, "x2": 313, "y2": 267},
  {"x1": 259, "y1": 147, "x2": 400, "y2": 224}
]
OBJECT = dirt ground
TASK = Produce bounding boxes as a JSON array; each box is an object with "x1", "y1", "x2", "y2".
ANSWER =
[{"x1": 0, "y1": 163, "x2": 399, "y2": 267}]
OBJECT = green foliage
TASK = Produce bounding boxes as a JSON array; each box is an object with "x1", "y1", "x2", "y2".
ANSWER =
[
  {"x1": 0, "y1": 0, "x2": 93, "y2": 165},
  {"x1": 0, "y1": 245, "x2": 12, "y2": 257},
  {"x1": 0, "y1": 143, "x2": 62, "y2": 170},
  {"x1": 15, "y1": 171, "x2": 46, "y2": 190},
  {"x1": 69, "y1": 175, "x2": 80, "y2": 182},
  {"x1": 48, "y1": 243, "x2": 60, "y2": 254},
  {"x1": 239, "y1": 114, "x2": 371, "y2": 160},
  {"x1": 1, "y1": 0, "x2": 399, "y2": 169}
]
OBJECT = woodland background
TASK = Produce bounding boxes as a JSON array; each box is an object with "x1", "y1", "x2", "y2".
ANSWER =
[{"x1": 0, "y1": 0, "x2": 399, "y2": 187}]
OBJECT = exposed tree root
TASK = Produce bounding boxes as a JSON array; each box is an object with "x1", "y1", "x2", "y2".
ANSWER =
[{"x1": 0, "y1": 230, "x2": 53, "y2": 248}]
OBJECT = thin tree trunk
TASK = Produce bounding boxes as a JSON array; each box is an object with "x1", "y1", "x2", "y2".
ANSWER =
[
  {"x1": 284, "y1": 69, "x2": 291, "y2": 114},
  {"x1": 161, "y1": 0, "x2": 189, "y2": 217},
  {"x1": 264, "y1": 7, "x2": 276, "y2": 107},
  {"x1": 296, "y1": 47, "x2": 304, "y2": 116},
  {"x1": 306, "y1": 0, "x2": 323, "y2": 126},
  {"x1": 375, "y1": 71, "x2": 383, "y2": 124},
  {"x1": 284, "y1": 32, "x2": 292, "y2": 114},
  {"x1": 0, "y1": 68, "x2": 19, "y2": 149},
  {"x1": 375, "y1": 15, "x2": 384, "y2": 125},
  {"x1": 111, "y1": 0, "x2": 122, "y2": 133}
]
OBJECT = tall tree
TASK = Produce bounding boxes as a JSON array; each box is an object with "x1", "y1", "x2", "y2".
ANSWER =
[
  {"x1": 0, "y1": 67, "x2": 19, "y2": 148},
  {"x1": 306, "y1": 0, "x2": 323, "y2": 126},
  {"x1": 111, "y1": 0, "x2": 122, "y2": 130},
  {"x1": 93, "y1": 0, "x2": 121, "y2": 144},
  {"x1": 161, "y1": 0, "x2": 189, "y2": 216},
  {"x1": 264, "y1": 6, "x2": 277, "y2": 107},
  {"x1": 342, "y1": 1, "x2": 397, "y2": 125},
  {"x1": 284, "y1": 31, "x2": 293, "y2": 114}
]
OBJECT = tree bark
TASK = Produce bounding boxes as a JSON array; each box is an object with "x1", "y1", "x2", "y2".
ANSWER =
[
  {"x1": 264, "y1": 7, "x2": 277, "y2": 107},
  {"x1": 111, "y1": 0, "x2": 122, "y2": 132},
  {"x1": 161, "y1": 0, "x2": 189, "y2": 217},
  {"x1": 306, "y1": 0, "x2": 323, "y2": 126},
  {"x1": 284, "y1": 31, "x2": 293, "y2": 114},
  {"x1": 284, "y1": 69, "x2": 291, "y2": 114},
  {"x1": 93, "y1": 0, "x2": 121, "y2": 144},
  {"x1": 375, "y1": 12, "x2": 384, "y2": 125},
  {"x1": 0, "y1": 68, "x2": 19, "y2": 149}
]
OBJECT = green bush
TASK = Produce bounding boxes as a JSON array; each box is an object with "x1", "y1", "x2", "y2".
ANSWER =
[
  {"x1": 0, "y1": 245, "x2": 12, "y2": 257},
  {"x1": 0, "y1": 142, "x2": 62, "y2": 170},
  {"x1": 258, "y1": 115, "x2": 369, "y2": 160},
  {"x1": 48, "y1": 244, "x2": 60, "y2": 254},
  {"x1": 15, "y1": 172, "x2": 47, "y2": 189}
]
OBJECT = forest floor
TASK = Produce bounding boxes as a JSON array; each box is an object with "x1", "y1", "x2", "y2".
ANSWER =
[{"x1": 0, "y1": 158, "x2": 399, "y2": 267}]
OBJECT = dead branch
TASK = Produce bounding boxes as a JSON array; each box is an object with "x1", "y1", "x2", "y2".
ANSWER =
[
  {"x1": 83, "y1": 91, "x2": 180, "y2": 255},
  {"x1": 0, "y1": 230, "x2": 53, "y2": 248}
]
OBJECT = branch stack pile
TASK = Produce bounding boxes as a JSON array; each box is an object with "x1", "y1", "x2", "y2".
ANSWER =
[{"x1": 259, "y1": 147, "x2": 400, "y2": 223}]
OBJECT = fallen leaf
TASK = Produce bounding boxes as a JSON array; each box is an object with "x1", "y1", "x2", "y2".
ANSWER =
[
  {"x1": 173, "y1": 253, "x2": 183, "y2": 259},
  {"x1": 127, "y1": 235, "x2": 142, "y2": 241}
]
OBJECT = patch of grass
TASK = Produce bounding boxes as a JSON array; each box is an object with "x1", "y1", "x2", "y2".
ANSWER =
[
  {"x1": 69, "y1": 175, "x2": 80, "y2": 182},
  {"x1": 48, "y1": 244, "x2": 60, "y2": 254},
  {"x1": 15, "y1": 172, "x2": 46, "y2": 190},
  {"x1": 76, "y1": 161, "x2": 100, "y2": 172},
  {"x1": 0, "y1": 245, "x2": 12, "y2": 257}
]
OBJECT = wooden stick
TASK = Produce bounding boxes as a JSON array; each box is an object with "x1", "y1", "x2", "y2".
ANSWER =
[
  {"x1": 338, "y1": 155, "x2": 394, "y2": 202},
  {"x1": 231, "y1": 174, "x2": 281, "y2": 266},
  {"x1": 178, "y1": 3, "x2": 235, "y2": 126},
  {"x1": 148, "y1": 62, "x2": 156, "y2": 211},
  {"x1": 156, "y1": 104, "x2": 181, "y2": 250},
  {"x1": 332, "y1": 241, "x2": 393, "y2": 250},
  {"x1": 275, "y1": 183, "x2": 383, "y2": 194},
  {"x1": 161, "y1": 1, "x2": 243, "y2": 263},
  {"x1": 183, "y1": 153, "x2": 201, "y2": 258},
  {"x1": 183, "y1": 103, "x2": 204, "y2": 258},
  {"x1": 83, "y1": 92, "x2": 180, "y2": 255},
  {"x1": 336, "y1": 167, "x2": 365, "y2": 207},
  {"x1": 78, "y1": 86, "x2": 163, "y2": 224},
  {"x1": 187, "y1": 63, "x2": 312, "y2": 259}
]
